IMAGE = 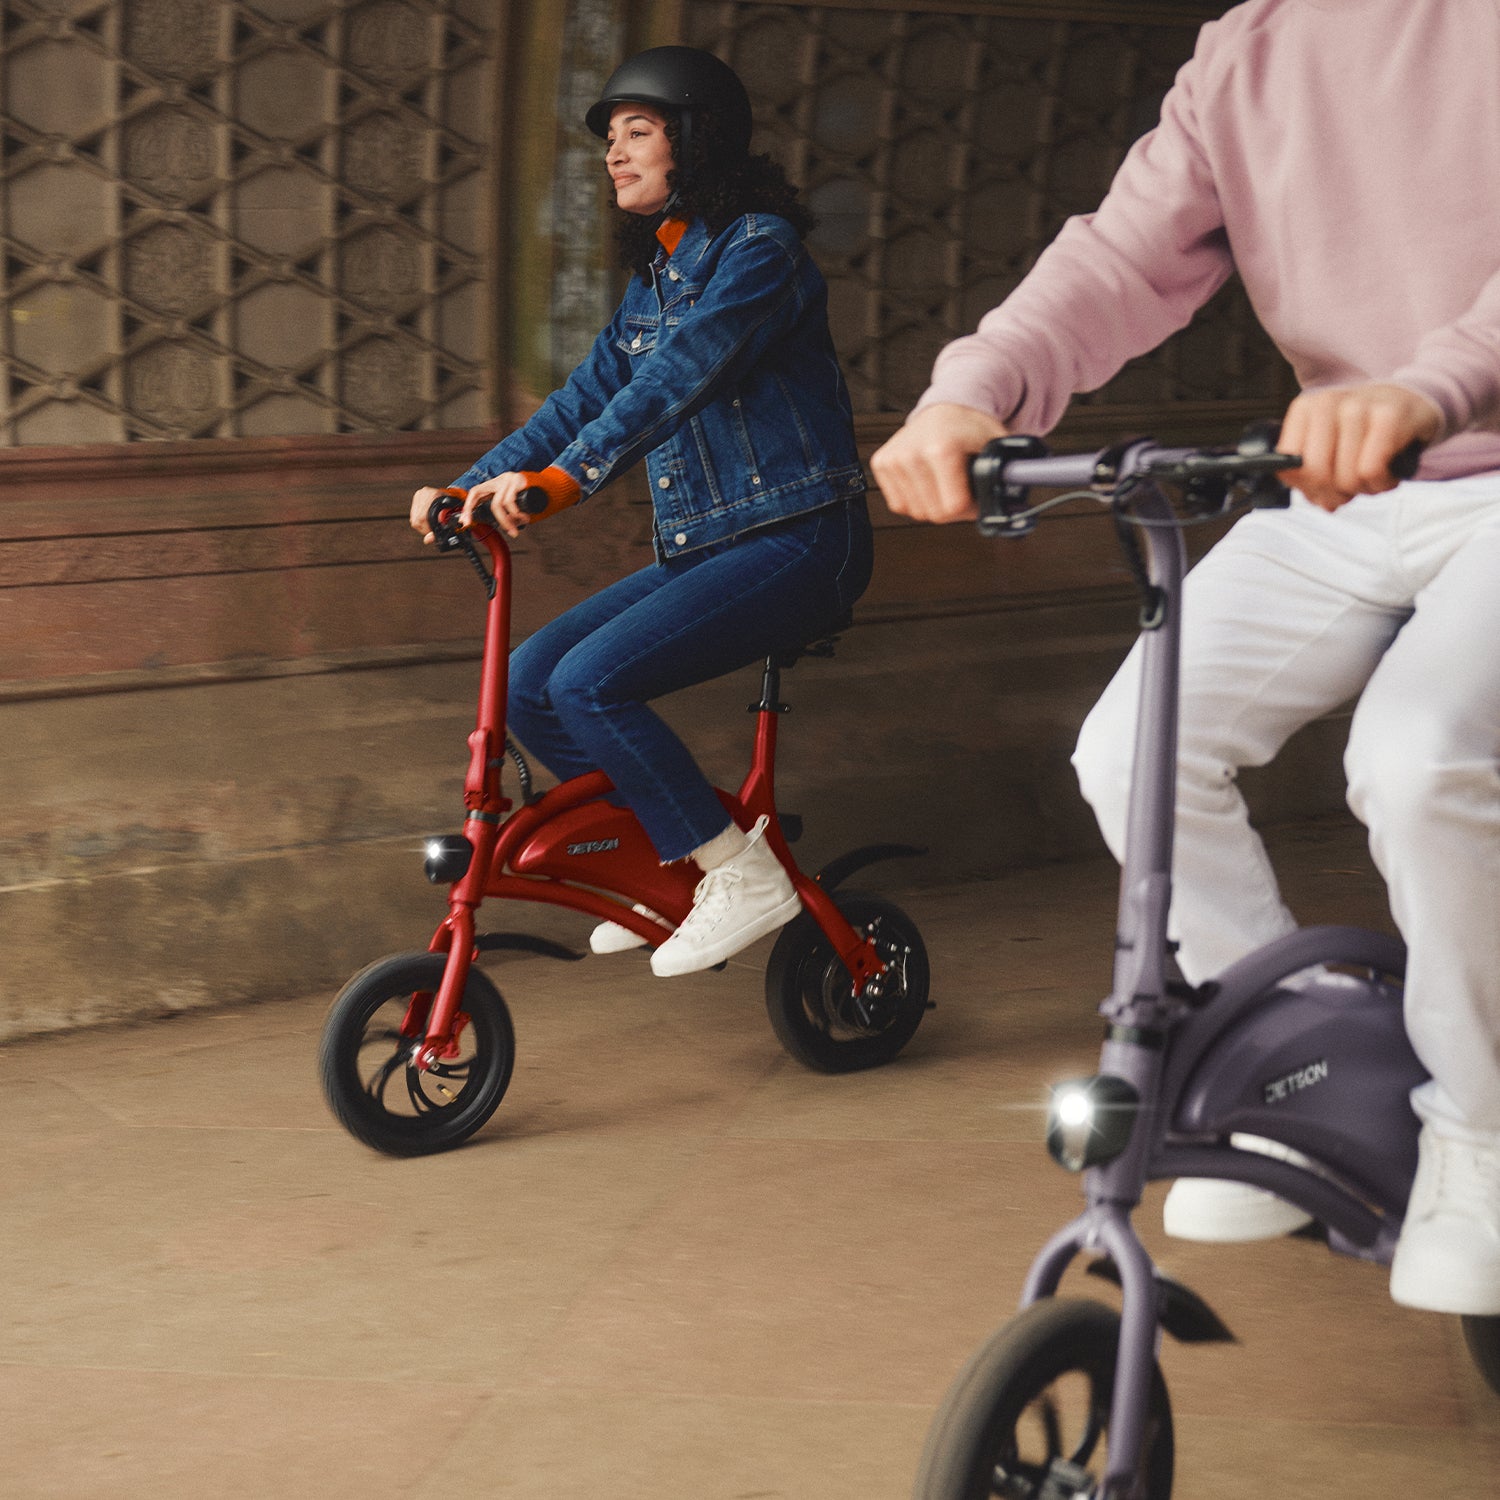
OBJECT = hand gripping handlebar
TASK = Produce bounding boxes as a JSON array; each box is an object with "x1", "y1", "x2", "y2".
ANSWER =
[
  {"x1": 424, "y1": 485, "x2": 551, "y2": 599},
  {"x1": 969, "y1": 422, "x2": 1424, "y2": 538},
  {"x1": 425, "y1": 484, "x2": 550, "y2": 543}
]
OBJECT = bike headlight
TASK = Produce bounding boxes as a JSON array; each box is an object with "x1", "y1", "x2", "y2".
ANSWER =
[
  {"x1": 423, "y1": 834, "x2": 473, "y2": 885},
  {"x1": 1046, "y1": 1074, "x2": 1141, "y2": 1172}
]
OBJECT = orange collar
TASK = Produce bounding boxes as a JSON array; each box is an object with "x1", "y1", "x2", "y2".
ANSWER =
[{"x1": 656, "y1": 217, "x2": 688, "y2": 256}]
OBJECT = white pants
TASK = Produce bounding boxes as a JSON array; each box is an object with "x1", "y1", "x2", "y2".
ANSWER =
[{"x1": 1072, "y1": 475, "x2": 1500, "y2": 1136}]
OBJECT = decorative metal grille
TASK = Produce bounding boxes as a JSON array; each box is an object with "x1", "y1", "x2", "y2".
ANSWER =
[
  {"x1": 685, "y1": 0, "x2": 1294, "y2": 416},
  {"x1": 0, "y1": 0, "x2": 494, "y2": 444}
]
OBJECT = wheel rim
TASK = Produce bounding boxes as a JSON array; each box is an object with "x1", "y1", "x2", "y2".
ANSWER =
[
  {"x1": 352, "y1": 991, "x2": 487, "y2": 1126},
  {"x1": 992, "y1": 1369, "x2": 1110, "y2": 1496}
]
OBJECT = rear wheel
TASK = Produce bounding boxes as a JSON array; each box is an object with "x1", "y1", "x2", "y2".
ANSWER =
[
  {"x1": 913, "y1": 1298, "x2": 1174, "y2": 1500},
  {"x1": 319, "y1": 951, "x2": 515, "y2": 1156},
  {"x1": 765, "y1": 890, "x2": 928, "y2": 1072}
]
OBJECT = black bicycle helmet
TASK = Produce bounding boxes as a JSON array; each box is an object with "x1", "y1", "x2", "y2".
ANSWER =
[{"x1": 585, "y1": 46, "x2": 752, "y2": 161}]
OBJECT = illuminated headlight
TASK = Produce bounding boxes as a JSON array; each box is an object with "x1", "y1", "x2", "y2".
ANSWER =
[
  {"x1": 423, "y1": 834, "x2": 473, "y2": 885},
  {"x1": 1046, "y1": 1074, "x2": 1140, "y2": 1172}
]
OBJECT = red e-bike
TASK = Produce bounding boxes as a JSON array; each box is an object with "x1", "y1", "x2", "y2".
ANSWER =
[{"x1": 318, "y1": 489, "x2": 931, "y2": 1155}]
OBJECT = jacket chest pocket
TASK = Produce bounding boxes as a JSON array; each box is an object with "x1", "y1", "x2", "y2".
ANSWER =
[
  {"x1": 617, "y1": 319, "x2": 659, "y2": 358},
  {"x1": 659, "y1": 265, "x2": 701, "y2": 315}
]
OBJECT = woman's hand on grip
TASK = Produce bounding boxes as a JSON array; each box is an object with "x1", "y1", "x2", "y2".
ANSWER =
[
  {"x1": 408, "y1": 474, "x2": 538, "y2": 544},
  {"x1": 461, "y1": 474, "x2": 536, "y2": 539},
  {"x1": 409, "y1": 485, "x2": 449, "y2": 543}
]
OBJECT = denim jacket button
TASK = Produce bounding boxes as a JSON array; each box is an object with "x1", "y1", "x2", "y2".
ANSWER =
[
  {"x1": 751, "y1": 474, "x2": 762, "y2": 485},
  {"x1": 658, "y1": 476, "x2": 671, "y2": 489},
  {"x1": 585, "y1": 466, "x2": 600, "y2": 480},
  {"x1": 674, "y1": 532, "x2": 688, "y2": 546},
  {"x1": 631, "y1": 335, "x2": 642, "y2": 349}
]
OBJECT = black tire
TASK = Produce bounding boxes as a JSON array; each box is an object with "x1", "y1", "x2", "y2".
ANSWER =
[
  {"x1": 765, "y1": 889, "x2": 928, "y2": 1072},
  {"x1": 319, "y1": 950, "x2": 515, "y2": 1156},
  {"x1": 913, "y1": 1298, "x2": 1174, "y2": 1500},
  {"x1": 1461, "y1": 1315, "x2": 1500, "y2": 1398}
]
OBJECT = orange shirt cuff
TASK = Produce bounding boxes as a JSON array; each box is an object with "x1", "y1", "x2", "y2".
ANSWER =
[{"x1": 519, "y1": 466, "x2": 583, "y2": 520}]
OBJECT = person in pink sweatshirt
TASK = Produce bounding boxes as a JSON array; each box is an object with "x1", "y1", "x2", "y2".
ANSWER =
[{"x1": 872, "y1": 0, "x2": 1500, "y2": 1315}]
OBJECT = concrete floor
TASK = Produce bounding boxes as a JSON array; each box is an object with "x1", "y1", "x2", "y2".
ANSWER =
[{"x1": 2, "y1": 818, "x2": 1497, "y2": 1498}]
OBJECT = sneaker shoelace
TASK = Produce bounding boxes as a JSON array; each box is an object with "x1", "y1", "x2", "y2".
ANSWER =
[
  {"x1": 1425, "y1": 1137, "x2": 1500, "y2": 1224},
  {"x1": 680, "y1": 865, "x2": 743, "y2": 935}
]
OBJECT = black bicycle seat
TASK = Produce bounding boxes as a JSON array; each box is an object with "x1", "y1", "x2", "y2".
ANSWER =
[{"x1": 768, "y1": 609, "x2": 854, "y2": 669}]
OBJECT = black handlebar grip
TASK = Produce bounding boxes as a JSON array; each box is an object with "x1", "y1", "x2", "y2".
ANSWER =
[
  {"x1": 516, "y1": 486, "x2": 549, "y2": 517},
  {"x1": 1389, "y1": 439, "x2": 1425, "y2": 482},
  {"x1": 426, "y1": 493, "x2": 461, "y2": 541},
  {"x1": 425, "y1": 490, "x2": 493, "y2": 546}
]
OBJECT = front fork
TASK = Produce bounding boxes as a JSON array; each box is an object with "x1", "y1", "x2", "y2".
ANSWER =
[
  {"x1": 1019, "y1": 1016, "x2": 1176, "y2": 1499},
  {"x1": 408, "y1": 812, "x2": 504, "y2": 1069},
  {"x1": 403, "y1": 905, "x2": 477, "y2": 1071}
]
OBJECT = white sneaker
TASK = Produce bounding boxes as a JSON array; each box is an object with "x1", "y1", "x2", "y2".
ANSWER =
[
  {"x1": 589, "y1": 904, "x2": 662, "y2": 955},
  {"x1": 1162, "y1": 1178, "x2": 1314, "y2": 1242},
  {"x1": 650, "y1": 816, "x2": 801, "y2": 977},
  {"x1": 1390, "y1": 1126, "x2": 1500, "y2": 1315}
]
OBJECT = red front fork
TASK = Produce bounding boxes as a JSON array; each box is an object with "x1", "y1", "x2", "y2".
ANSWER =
[
  {"x1": 416, "y1": 816, "x2": 505, "y2": 1068},
  {"x1": 410, "y1": 906, "x2": 477, "y2": 1070},
  {"x1": 412, "y1": 492, "x2": 515, "y2": 1071}
]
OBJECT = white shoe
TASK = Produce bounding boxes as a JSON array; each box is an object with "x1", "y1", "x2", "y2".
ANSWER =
[
  {"x1": 650, "y1": 817, "x2": 801, "y2": 977},
  {"x1": 1390, "y1": 1126, "x2": 1500, "y2": 1315},
  {"x1": 1162, "y1": 1178, "x2": 1314, "y2": 1242},
  {"x1": 589, "y1": 904, "x2": 661, "y2": 955}
]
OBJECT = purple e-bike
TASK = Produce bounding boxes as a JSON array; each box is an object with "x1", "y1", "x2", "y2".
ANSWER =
[{"x1": 912, "y1": 429, "x2": 1500, "y2": 1499}]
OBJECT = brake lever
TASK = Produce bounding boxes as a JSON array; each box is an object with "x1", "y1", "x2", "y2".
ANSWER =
[
  {"x1": 454, "y1": 529, "x2": 496, "y2": 598},
  {"x1": 1144, "y1": 417, "x2": 1303, "y2": 513},
  {"x1": 426, "y1": 492, "x2": 497, "y2": 599}
]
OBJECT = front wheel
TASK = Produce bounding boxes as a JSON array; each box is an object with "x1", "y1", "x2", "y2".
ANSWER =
[
  {"x1": 913, "y1": 1298, "x2": 1174, "y2": 1500},
  {"x1": 765, "y1": 889, "x2": 929, "y2": 1072},
  {"x1": 319, "y1": 950, "x2": 515, "y2": 1156}
]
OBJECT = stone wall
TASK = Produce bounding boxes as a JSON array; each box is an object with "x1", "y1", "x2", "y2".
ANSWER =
[
  {"x1": 0, "y1": 0, "x2": 1350, "y2": 1043},
  {"x1": 0, "y1": 411, "x2": 1356, "y2": 1042}
]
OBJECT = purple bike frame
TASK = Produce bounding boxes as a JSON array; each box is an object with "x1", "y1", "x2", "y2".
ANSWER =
[{"x1": 992, "y1": 442, "x2": 1422, "y2": 1495}]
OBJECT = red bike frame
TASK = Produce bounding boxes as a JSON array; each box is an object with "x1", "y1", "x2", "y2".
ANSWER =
[{"x1": 406, "y1": 498, "x2": 888, "y2": 1071}]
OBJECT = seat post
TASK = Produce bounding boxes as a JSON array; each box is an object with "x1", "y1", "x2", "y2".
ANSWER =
[{"x1": 753, "y1": 655, "x2": 790, "y2": 715}]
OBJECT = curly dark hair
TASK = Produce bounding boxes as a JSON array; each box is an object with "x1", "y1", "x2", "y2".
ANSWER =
[{"x1": 614, "y1": 108, "x2": 815, "y2": 277}]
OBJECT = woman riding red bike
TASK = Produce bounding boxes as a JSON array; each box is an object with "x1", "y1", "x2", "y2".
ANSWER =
[{"x1": 410, "y1": 46, "x2": 871, "y2": 979}]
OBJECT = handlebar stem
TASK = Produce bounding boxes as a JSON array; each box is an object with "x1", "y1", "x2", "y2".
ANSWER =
[{"x1": 1105, "y1": 478, "x2": 1185, "y2": 1028}]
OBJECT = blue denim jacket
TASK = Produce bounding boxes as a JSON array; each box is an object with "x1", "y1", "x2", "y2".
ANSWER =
[{"x1": 452, "y1": 214, "x2": 865, "y2": 556}]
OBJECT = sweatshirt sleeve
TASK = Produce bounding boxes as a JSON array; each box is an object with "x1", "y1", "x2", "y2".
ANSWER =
[
  {"x1": 1389, "y1": 269, "x2": 1500, "y2": 439},
  {"x1": 917, "y1": 37, "x2": 1235, "y2": 435}
]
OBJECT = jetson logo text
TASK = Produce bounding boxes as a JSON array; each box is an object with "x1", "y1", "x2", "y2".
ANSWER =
[
  {"x1": 566, "y1": 838, "x2": 621, "y2": 856},
  {"x1": 1263, "y1": 1059, "x2": 1329, "y2": 1105}
]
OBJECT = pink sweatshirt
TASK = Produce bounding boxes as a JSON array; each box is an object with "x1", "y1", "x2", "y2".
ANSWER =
[{"x1": 919, "y1": 0, "x2": 1500, "y2": 480}]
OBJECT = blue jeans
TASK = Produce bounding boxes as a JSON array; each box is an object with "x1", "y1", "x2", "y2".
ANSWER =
[{"x1": 508, "y1": 498, "x2": 873, "y2": 862}]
